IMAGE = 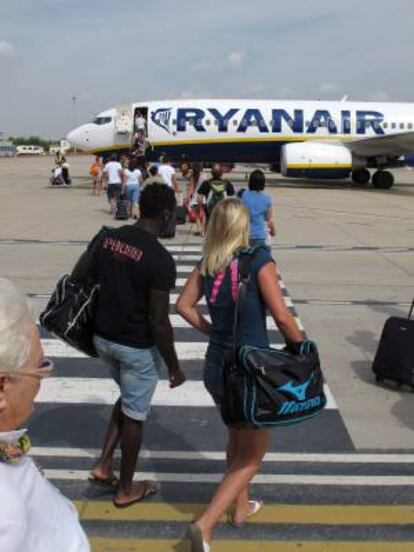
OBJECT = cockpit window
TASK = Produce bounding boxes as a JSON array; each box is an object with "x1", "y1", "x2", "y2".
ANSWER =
[{"x1": 92, "y1": 116, "x2": 112, "y2": 125}]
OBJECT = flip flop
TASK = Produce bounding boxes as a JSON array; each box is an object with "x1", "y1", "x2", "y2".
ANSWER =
[
  {"x1": 186, "y1": 523, "x2": 210, "y2": 552},
  {"x1": 88, "y1": 474, "x2": 119, "y2": 487},
  {"x1": 231, "y1": 500, "x2": 263, "y2": 528},
  {"x1": 113, "y1": 480, "x2": 157, "y2": 509}
]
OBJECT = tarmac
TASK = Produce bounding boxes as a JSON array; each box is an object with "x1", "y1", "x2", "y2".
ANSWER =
[{"x1": 0, "y1": 155, "x2": 413, "y2": 550}]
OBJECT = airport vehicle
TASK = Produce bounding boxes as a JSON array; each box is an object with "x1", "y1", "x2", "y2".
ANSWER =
[
  {"x1": 67, "y1": 99, "x2": 414, "y2": 189},
  {"x1": 16, "y1": 145, "x2": 46, "y2": 156},
  {"x1": 0, "y1": 141, "x2": 16, "y2": 157}
]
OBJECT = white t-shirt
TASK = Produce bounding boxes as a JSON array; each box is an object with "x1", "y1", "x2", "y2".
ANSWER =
[
  {"x1": 104, "y1": 161, "x2": 123, "y2": 184},
  {"x1": 135, "y1": 116, "x2": 146, "y2": 131},
  {"x1": 158, "y1": 164, "x2": 175, "y2": 188},
  {"x1": 124, "y1": 168, "x2": 142, "y2": 187},
  {"x1": 0, "y1": 430, "x2": 90, "y2": 552}
]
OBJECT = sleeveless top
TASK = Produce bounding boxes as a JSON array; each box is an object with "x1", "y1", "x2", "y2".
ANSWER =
[{"x1": 202, "y1": 247, "x2": 274, "y2": 349}]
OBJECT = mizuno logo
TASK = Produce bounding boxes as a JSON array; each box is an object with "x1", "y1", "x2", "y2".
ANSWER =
[
  {"x1": 278, "y1": 396, "x2": 321, "y2": 416},
  {"x1": 151, "y1": 108, "x2": 172, "y2": 134},
  {"x1": 278, "y1": 373, "x2": 314, "y2": 401}
]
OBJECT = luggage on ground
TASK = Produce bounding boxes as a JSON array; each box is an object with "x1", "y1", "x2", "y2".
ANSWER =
[
  {"x1": 115, "y1": 195, "x2": 129, "y2": 220},
  {"x1": 159, "y1": 210, "x2": 176, "y2": 238},
  {"x1": 176, "y1": 206, "x2": 187, "y2": 225},
  {"x1": 372, "y1": 299, "x2": 414, "y2": 390}
]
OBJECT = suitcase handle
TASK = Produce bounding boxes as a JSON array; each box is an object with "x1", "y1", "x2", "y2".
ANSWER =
[{"x1": 409, "y1": 299, "x2": 414, "y2": 320}]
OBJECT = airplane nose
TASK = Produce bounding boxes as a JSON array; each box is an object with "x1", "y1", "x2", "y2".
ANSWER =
[
  {"x1": 67, "y1": 128, "x2": 81, "y2": 148},
  {"x1": 67, "y1": 126, "x2": 90, "y2": 149}
]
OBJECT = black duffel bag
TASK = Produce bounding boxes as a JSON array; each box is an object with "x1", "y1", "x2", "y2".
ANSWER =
[
  {"x1": 40, "y1": 275, "x2": 99, "y2": 357},
  {"x1": 220, "y1": 251, "x2": 327, "y2": 428}
]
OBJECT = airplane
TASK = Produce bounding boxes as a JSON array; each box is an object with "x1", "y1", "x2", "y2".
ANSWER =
[{"x1": 67, "y1": 99, "x2": 414, "y2": 189}]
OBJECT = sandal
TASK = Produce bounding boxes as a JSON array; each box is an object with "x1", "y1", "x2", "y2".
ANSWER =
[
  {"x1": 231, "y1": 500, "x2": 263, "y2": 528},
  {"x1": 186, "y1": 523, "x2": 210, "y2": 552},
  {"x1": 113, "y1": 480, "x2": 157, "y2": 509},
  {"x1": 88, "y1": 474, "x2": 119, "y2": 487}
]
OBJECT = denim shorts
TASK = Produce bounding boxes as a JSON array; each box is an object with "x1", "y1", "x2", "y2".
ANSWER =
[
  {"x1": 126, "y1": 185, "x2": 139, "y2": 204},
  {"x1": 94, "y1": 335, "x2": 162, "y2": 421},
  {"x1": 204, "y1": 344, "x2": 233, "y2": 406}
]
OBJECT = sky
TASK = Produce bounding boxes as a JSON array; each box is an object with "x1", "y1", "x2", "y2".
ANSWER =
[{"x1": 0, "y1": 0, "x2": 413, "y2": 138}]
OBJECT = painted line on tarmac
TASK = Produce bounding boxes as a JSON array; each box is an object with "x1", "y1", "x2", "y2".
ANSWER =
[
  {"x1": 76, "y1": 501, "x2": 414, "y2": 524},
  {"x1": 43, "y1": 469, "x2": 414, "y2": 486},
  {"x1": 87, "y1": 539, "x2": 414, "y2": 552},
  {"x1": 1, "y1": 239, "x2": 413, "y2": 253},
  {"x1": 30, "y1": 447, "x2": 414, "y2": 463},
  {"x1": 35, "y1": 376, "x2": 337, "y2": 408}
]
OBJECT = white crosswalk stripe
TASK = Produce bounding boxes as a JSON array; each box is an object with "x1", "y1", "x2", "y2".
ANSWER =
[
  {"x1": 35, "y1": 378, "x2": 337, "y2": 408},
  {"x1": 41, "y1": 339, "x2": 285, "y2": 359}
]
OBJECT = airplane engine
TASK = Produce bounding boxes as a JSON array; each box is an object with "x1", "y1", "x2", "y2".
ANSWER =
[{"x1": 281, "y1": 142, "x2": 353, "y2": 179}]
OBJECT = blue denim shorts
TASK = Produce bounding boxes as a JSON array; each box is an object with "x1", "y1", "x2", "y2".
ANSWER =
[
  {"x1": 126, "y1": 185, "x2": 139, "y2": 204},
  {"x1": 204, "y1": 344, "x2": 233, "y2": 406},
  {"x1": 94, "y1": 335, "x2": 161, "y2": 421}
]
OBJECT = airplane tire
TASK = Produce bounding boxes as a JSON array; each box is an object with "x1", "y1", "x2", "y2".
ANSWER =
[
  {"x1": 372, "y1": 170, "x2": 394, "y2": 189},
  {"x1": 351, "y1": 169, "x2": 371, "y2": 185}
]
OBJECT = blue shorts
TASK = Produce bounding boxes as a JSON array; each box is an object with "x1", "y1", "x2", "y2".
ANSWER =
[
  {"x1": 94, "y1": 335, "x2": 162, "y2": 421},
  {"x1": 126, "y1": 185, "x2": 139, "y2": 204}
]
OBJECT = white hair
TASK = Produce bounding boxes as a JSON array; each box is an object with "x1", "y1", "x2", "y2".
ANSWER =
[{"x1": 0, "y1": 277, "x2": 32, "y2": 373}]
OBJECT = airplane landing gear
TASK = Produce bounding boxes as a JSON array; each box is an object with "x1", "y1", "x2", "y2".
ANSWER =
[
  {"x1": 372, "y1": 170, "x2": 394, "y2": 189},
  {"x1": 351, "y1": 169, "x2": 371, "y2": 185}
]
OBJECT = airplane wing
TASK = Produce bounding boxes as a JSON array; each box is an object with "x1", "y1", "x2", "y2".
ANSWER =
[{"x1": 344, "y1": 131, "x2": 414, "y2": 157}]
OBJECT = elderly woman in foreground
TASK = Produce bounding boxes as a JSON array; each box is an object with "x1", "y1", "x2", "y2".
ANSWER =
[{"x1": 0, "y1": 277, "x2": 90, "y2": 551}]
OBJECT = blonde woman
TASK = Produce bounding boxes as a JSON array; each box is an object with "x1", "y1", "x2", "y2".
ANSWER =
[{"x1": 176, "y1": 199, "x2": 303, "y2": 552}]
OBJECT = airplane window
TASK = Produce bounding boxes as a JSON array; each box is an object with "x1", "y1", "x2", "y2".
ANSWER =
[
  {"x1": 408, "y1": 123, "x2": 413, "y2": 130},
  {"x1": 206, "y1": 120, "x2": 211, "y2": 126},
  {"x1": 173, "y1": 118, "x2": 177, "y2": 125},
  {"x1": 305, "y1": 121, "x2": 310, "y2": 127},
  {"x1": 214, "y1": 120, "x2": 218, "y2": 126},
  {"x1": 383, "y1": 122, "x2": 388, "y2": 129},
  {"x1": 400, "y1": 123, "x2": 405, "y2": 130},
  {"x1": 233, "y1": 120, "x2": 238, "y2": 126},
  {"x1": 92, "y1": 116, "x2": 112, "y2": 125},
  {"x1": 391, "y1": 122, "x2": 396, "y2": 129}
]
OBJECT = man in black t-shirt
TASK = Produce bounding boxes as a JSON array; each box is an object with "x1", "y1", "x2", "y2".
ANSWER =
[{"x1": 72, "y1": 183, "x2": 185, "y2": 508}]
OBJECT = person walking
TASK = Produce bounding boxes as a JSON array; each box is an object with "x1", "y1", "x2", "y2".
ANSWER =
[
  {"x1": 158, "y1": 157, "x2": 180, "y2": 193},
  {"x1": 72, "y1": 184, "x2": 186, "y2": 508},
  {"x1": 103, "y1": 154, "x2": 124, "y2": 215},
  {"x1": 188, "y1": 162, "x2": 208, "y2": 237},
  {"x1": 0, "y1": 278, "x2": 90, "y2": 551},
  {"x1": 197, "y1": 165, "x2": 235, "y2": 221},
  {"x1": 176, "y1": 199, "x2": 303, "y2": 551},
  {"x1": 241, "y1": 169, "x2": 276, "y2": 246},
  {"x1": 143, "y1": 165, "x2": 165, "y2": 187},
  {"x1": 89, "y1": 155, "x2": 103, "y2": 196},
  {"x1": 123, "y1": 158, "x2": 142, "y2": 219}
]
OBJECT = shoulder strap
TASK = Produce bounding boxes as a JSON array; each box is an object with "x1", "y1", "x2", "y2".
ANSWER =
[{"x1": 230, "y1": 252, "x2": 255, "y2": 359}]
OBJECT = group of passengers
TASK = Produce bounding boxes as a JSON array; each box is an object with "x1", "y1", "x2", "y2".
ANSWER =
[
  {"x1": 0, "y1": 163, "x2": 283, "y2": 550},
  {"x1": 90, "y1": 154, "x2": 276, "y2": 249}
]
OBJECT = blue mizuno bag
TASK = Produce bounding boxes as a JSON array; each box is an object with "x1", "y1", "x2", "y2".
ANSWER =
[{"x1": 220, "y1": 252, "x2": 327, "y2": 428}]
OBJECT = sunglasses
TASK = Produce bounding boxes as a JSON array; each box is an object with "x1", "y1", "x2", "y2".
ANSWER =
[{"x1": 1, "y1": 357, "x2": 54, "y2": 380}]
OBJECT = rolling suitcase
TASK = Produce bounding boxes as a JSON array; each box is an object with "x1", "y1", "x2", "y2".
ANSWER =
[
  {"x1": 115, "y1": 196, "x2": 129, "y2": 220},
  {"x1": 176, "y1": 206, "x2": 187, "y2": 225},
  {"x1": 159, "y1": 210, "x2": 176, "y2": 239},
  {"x1": 372, "y1": 299, "x2": 414, "y2": 391}
]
